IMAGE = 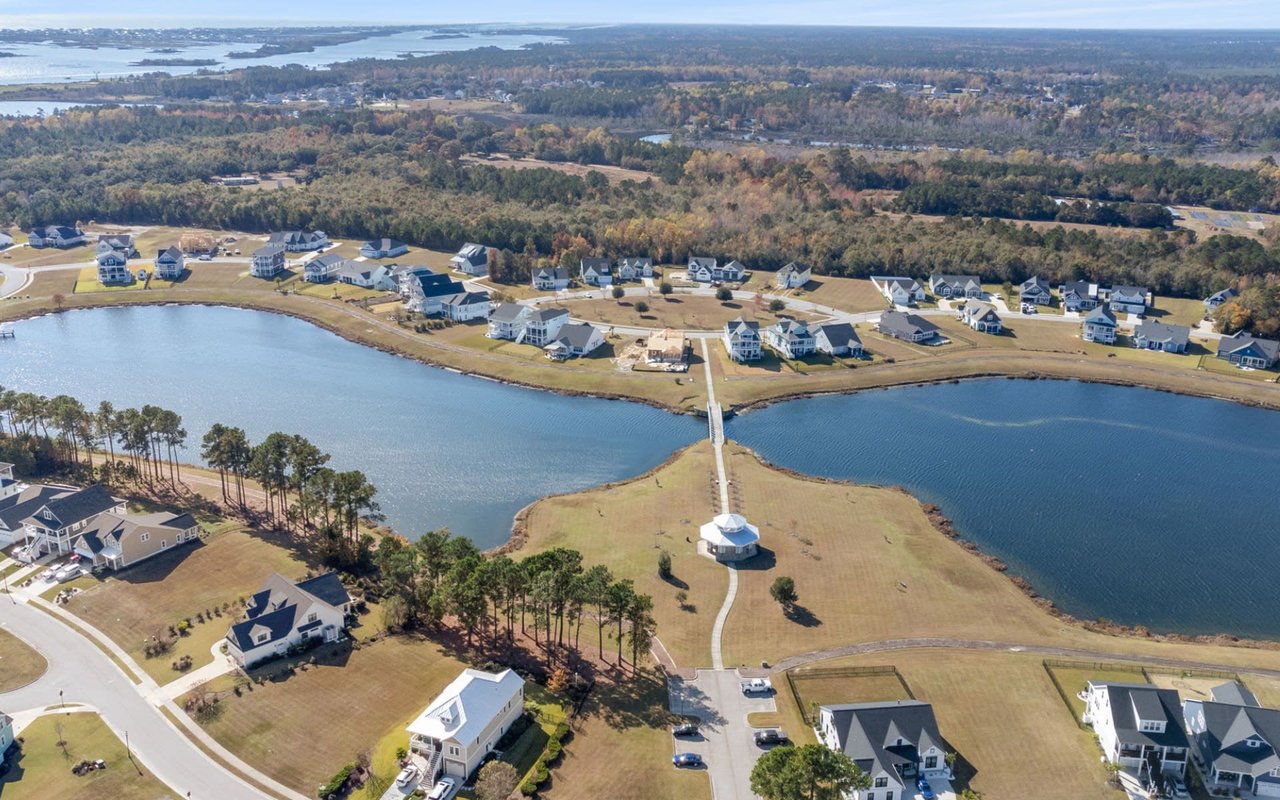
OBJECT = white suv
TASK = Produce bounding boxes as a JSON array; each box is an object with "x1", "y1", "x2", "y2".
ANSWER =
[{"x1": 426, "y1": 776, "x2": 456, "y2": 800}]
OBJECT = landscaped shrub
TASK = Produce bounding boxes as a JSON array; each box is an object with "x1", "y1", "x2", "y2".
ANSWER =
[
  {"x1": 520, "y1": 779, "x2": 538, "y2": 796},
  {"x1": 545, "y1": 738, "x2": 562, "y2": 762},
  {"x1": 317, "y1": 762, "x2": 355, "y2": 799},
  {"x1": 657, "y1": 550, "x2": 672, "y2": 579}
]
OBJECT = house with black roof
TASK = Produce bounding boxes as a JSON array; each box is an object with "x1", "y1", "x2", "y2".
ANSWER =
[
  {"x1": 579, "y1": 257, "x2": 613, "y2": 288},
  {"x1": 1185, "y1": 683, "x2": 1280, "y2": 796},
  {"x1": 154, "y1": 246, "x2": 185, "y2": 280},
  {"x1": 1204, "y1": 287, "x2": 1239, "y2": 312},
  {"x1": 818, "y1": 700, "x2": 951, "y2": 800},
  {"x1": 1060, "y1": 280, "x2": 1100, "y2": 312},
  {"x1": 531, "y1": 265, "x2": 571, "y2": 291},
  {"x1": 928, "y1": 273, "x2": 983, "y2": 299},
  {"x1": 814, "y1": 322, "x2": 863, "y2": 356},
  {"x1": 267, "y1": 230, "x2": 329, "y2": 252},
  {"x1": 1083, "y1": 682, "x2": 1189, "y2": 782},
  {"x1": 359, "y1": 238, "x2": 409, "y2": 259},
  {"x1": 27, "y1": 225, "x2": 85, "y2": 249},
  {"x1": 450, "y1": 243, "x2": 489, "y2": 276},
  {"x1": 20, "y1": 484, "x2": 125, "y2": 556},
  {"x1": 723, "y1": 318, "x2": 762, "y2": 361},
  {"x1": 226, "y1": 573, "x2": 351, "y2": 668},
  {"x1": 1018, "y1": 276, "x2": 1053, "y2": 306}
]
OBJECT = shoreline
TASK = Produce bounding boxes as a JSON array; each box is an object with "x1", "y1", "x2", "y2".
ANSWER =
[
  {"x1": 732, "y1": 443, "x2": 1280, "y2": 654},
  {"x1": 4, "y1": 294, "x2": 1277, "y2": 418}
]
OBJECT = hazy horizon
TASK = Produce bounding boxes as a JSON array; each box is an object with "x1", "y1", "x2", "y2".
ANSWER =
[{"x1": 0, "y1": 1, "x2": 1278, "y2": 30}]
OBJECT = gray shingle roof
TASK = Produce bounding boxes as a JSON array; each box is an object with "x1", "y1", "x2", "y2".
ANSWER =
[
  {"x1": 879, "y1": 310, "x2": 938, "y2": 338},
  {"x1": 1083, "y1": 306, "x2": 1117, "y2": 326},
  {"x1": 24, "y1": 485, "x2": 118, "y2": 529},
  {"x1": 1193, "y1": 700, "x2": 1280, "y2": 776},
  {"x1": 555, "y1": 322, "x2": 600, "y2": 349},
  {"x1": 489, "y1": 303, "x2": 529, "y2": 323},
  {"x1": 815, "y1": 322, "x2": 860, "y2": 349},
  {"x1": 1099, "y1": 683, "x2": 1189, "y2": 749},
  {"x1": 228, "y1": 572, "x2": 347, "y2": 651},
  {"x1": 1135, "y1": 321, "x2": 1190, "y2": 347},
  {"x1": 823, "y1": 701, "x2": 946, "y2": 780},
  {"x1": 530, "y1": 307, "x2": 570, "y2": 323},
  {"x1": 1217, "y1": 331, "x2": 1280, "y2": 362}
]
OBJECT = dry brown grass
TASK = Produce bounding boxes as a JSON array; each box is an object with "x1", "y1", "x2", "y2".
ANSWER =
[
  {"x1": 0, "y1": 626, "x2": 47, "y2": 691},
  {"x1": 786, "y1": 275, "x2": 890, "y2": 314},
  {"x1": 461, "y1": 153, "x2": 654, "y2": 184},
  {"x1": 548, "y1": 294, "x2": 817, "y2": 332}
]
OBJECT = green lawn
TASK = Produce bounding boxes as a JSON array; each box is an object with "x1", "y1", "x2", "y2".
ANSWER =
[
  {"x1": 1044, "y1": 664, "x2": 1148, "y2": 719},
  {"x1": 0, "y1": 713, "x2": 177, "y2": 800}
]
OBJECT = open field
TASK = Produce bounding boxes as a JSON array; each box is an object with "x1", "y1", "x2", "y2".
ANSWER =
[
  {"x1": 518, "y1": 443, "x2": 728, "y2": 668},
  {"x1": 60, "y1": 528, "x2": 315, "y2": 683},
  {"x1": 546, "y1": 294, "x2": 818, "y2": 331},
  {"x1": 1044, "y1": 664, "x2": 1148, "y2": 719},
  {"x1": 0, "y1": 712, "x2": 177, "y2": 800},
  {"x1": 542, "y1": 670, "x2": 710, "y2": 800},
  {"x1": 781, "y1": 275, "x2": 889, "y2": 314},
  {"x1": 318, "y1": 240, "x2": 451, "y2": 265},
  {"x1": 461, "y1": 153, "x2": 654, "y2": 184},
  {"x1": 194, "y1": 633, "x2": 470, "y2": 794},
  {"x1": 787, "y1": 667, "x2": 913, "y2": 716},
  {"x1": 0, "y1": 627, "x2": 47, "y2": 691}
]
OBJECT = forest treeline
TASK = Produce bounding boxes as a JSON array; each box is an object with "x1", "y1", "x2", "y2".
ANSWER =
[{"x1": 1, "y1": 106, "x2": 1277, "y2": 334}]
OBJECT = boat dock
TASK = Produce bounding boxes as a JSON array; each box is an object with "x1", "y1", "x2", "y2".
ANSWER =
[{"x1": 0, "y1": 324, "x2": 14, "y2": 339}]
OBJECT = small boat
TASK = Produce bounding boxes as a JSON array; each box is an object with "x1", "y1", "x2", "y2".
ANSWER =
[{"x1": 0, "y1": 323, "x2": 14, "y2": 339}]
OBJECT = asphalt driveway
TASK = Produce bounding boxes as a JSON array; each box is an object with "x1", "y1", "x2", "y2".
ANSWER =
[{"x1": 669, "y1": 668, "x2": 778, "y2": 800}]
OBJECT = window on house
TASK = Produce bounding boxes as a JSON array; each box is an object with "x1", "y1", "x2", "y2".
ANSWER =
[
  {"x1": 448, "y1": 745, "x2": 459, "y2": 756},
  {"x1": 307, "y1": 613, "x2": 318, "y2": 623},
  {"x1": 160, "y1": 540, "x2": 167, "y2": 548},
  {"x1": 885, "y1": 793, "x2": 893, "y2": 800},
  {"x1": 255, "y1": 632, "x2": 269, "y2": 644},
  {"x1": 925, "y1": 755, "x2": 937, "y2": 769},
  {"x1": 875, "y1": 777, "x2": 888, "y2": 788},
  {"x1": 140, "y1": 532, "x2": 149, "y2": 543},
  {"x1": 1249, "y1": 740, "x2": 1261, "y2": 748}
]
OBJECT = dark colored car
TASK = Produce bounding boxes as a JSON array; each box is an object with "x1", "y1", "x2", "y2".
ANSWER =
[
  {"x1": 753, "y1": 728, "x2": 789, "y2": 746},
  {"x1": 672, "y1": 722, "x2": 699, "y2": 737},
  {"x1": 672, "y1": 753, "x2": 703, "y2": 768},
  {"x1": 916, "y1": 775, "x2": 936, "y2": 800}
]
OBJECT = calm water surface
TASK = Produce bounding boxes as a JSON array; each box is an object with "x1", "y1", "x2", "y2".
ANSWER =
[
  {"x1": 0, "y1": 30, "x2": 562, "y2": 85},
  {"x1": 0, "y1": 306, "x2": 700, "y2": 547},
  {"x1": 728, "y1": 381, "x2": 1280, "y2": 639}
]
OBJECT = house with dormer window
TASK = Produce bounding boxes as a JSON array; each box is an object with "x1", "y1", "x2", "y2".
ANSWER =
[
  {"x1": 1185, "y1": 682, "x2": 1280, "y2": 797},
  {"x1": 225, "y1": 573, "x2": 350, "y2": 668},
  {"x1": 1083, "y1": 682, "x2": 1188, "y2": 782},
  {"x1": 818, "y1": 700, "x2": 951, "y2": 800},
  {"x1": 723, "y1": 318, "x2": 762, "y2": 361},
  {"x1": 579, "y1": 257, "x2": 613, "y2": 287},
  {"x1": 21, "y1": 484, "x2": 125, "y2": 556},
  {"x1": 407, "y1": 668, "x2": 525, "y2": 784},
  {"x1": 872, "y1": 276, "x2": 926, "y2": 307}
]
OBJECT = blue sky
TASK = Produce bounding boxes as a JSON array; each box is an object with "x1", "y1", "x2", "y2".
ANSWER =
[{"x1": 2, "y1": 1, "x2": 1277, "y2": 28}]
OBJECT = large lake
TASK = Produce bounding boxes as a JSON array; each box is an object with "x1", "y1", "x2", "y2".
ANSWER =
[
  {"x1": 727, "y1": 381, "x2": 1280, "y2": 639},
  {"x1": 0, "y1": 306, "x2": 702, "y2": 546},
  {"x1": 0, "y1": 29, "x2": 562, "y2": 85},
  {"x1": 2, "y1": 306, "x2": 1279, "y2": 638}
]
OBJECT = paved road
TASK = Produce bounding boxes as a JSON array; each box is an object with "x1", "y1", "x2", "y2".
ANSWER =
[
  {"x1": 0, "y1": 599, "x2": 278, "y2": 800},
  {"x1": 670, "y1": 669, "x2": 777, "y2": 800}
]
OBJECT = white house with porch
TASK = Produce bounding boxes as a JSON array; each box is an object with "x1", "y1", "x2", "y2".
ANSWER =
[
  {"x1": 1083, "y1": 681, "x2": 1189, "y2": 784},
  {"x1": 22, "y1": 484, "x2": 125, "y2": 556},
  {"x1": 225, "y1": 573, "x2": 350, "y2": 668},
  {"x1": 1185, "y1": 684, "x2": 1280, "y2": 797},
  {"x1": 407, "y1": 668, "x2": 525, "y2": 783}
]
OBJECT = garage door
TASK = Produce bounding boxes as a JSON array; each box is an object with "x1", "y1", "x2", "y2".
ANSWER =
[{"x1": 1256, "y1": 780, "x2": 1280, "y2": 797}]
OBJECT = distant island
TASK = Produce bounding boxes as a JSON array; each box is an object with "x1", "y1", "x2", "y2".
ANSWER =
[
  {"x1": 129, "y1": 56, "x2": 217, "y2": 66},
  {"x1": 0, "y1": 51, "x2": 18, "y2": 58},
  {"x1": 130, "y1": 58, "x2": 219, "y2": 67},
  {"x1": 423, "y1": 33, "x2": 468, "y2": 40},
  {"x1": 149, "y1": 48, "x2": 181, "y2": 54}
]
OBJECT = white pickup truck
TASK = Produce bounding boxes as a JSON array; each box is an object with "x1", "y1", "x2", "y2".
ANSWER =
[{"x1": 740, "y1": 678, "x2": 773, "y2": 695}]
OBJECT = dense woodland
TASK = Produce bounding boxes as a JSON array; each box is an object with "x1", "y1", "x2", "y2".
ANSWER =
[{"x1": 2, "y1": 104, "x2": 1278, "y2": 333}]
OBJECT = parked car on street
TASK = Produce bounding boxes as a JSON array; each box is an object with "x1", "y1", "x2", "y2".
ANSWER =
[
  {"x1": 672, "y1": 722, "x2": 699, "y2": 737},
  {"x1": 426, "y1": 776, "x2": 455, "y2": 800},
  {"x1": 672, "y1": 753, "x2": 703, "y2": 768},
  {"x1": 1170, "y1": 776, "x2": 1189, "y2": 798},
  {"x1": 753, "y1": 728, "x2": 788, "y2": 746},
  {"x1": 916, "y1": 775, "x2": 936, "y2": 800}
]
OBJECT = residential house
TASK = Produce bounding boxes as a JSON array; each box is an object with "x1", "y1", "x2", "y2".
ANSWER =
[
  {"x1": 0, "y1": 466, "x2": 81, "y2": 548},
  {"x1": 487, "y1": 303, "x2": 533, "y2": 340},
  {"x1": 1133, "y1": 321, "x2": 1190, "y2": 353},
  {"x1": 818, "y1": 700, "x2": 951, "y2": 800},
  {"x1": 775, "y1": 262, "x2": 812, "y2": 290},
  {"x1": 1109, "y1": 285, "x2": 1151, "y2": 315},
  {"x1": 1083, "y1": 682, "x2": 1188, "y2": 782},
  {"x1": 645, "y1": 329, "x2": 686, "y2": 365},
  {"x1": 96, "y1": 252, "x2": 132, "y2": 285},
  {"x1": 814, "y1": 322, "x2": 862, "y2": 356},
  {"x1": 303, "y1": 253, "x2": 345, "y2": 283},
  {"x1": 723, "y1": 318, "x2": 762, "y2": 361},
  {"x1": 1204, "y1": 288, "x2": 1239, "y2": 312},
  {"x1": 27, "y1": 225, "x2": 84, "y2": 249},
  {"x1": 520, "y1": 308, "x2": 570, "y2": 346},
  {"x1": 0, "y1": 710, "x2": 11, "y2": 755},
  {"x1": 21, "y1": 484, "x2": 125, "y2": 556},
  {"x1": 405, "y1": 271, "x2": 467, "y2": 315},
  {"x1": 268, "y1": 230, "x2": 329, "y2": 252},
  {"x1": 334, "y1": 261, "x2": 395, "y2": 290},
  {"x1": 225, "y1": 573, "x2": 351, "y2": 668},
  {"x1": 1082, "y1": 306, "x2": 1118, "y2": 344},
  {"x1": 929, "y1": 273, "x2": 983, "y2": 299},
  {"x1": 395, "y1": 266, "x2": 436, "y2": 297},
  {"x1": 1184, "y1": 683, "x2": 1280, "y2": 796},
  {"x1": 959, "y1": 301, "x2": 1003, "y2": 334},
  {"x1": 407, "y1": 669, "x2": 525, "y2": 783},
  {"x1": 439, "y1": 291, "x2": 492, "y2": 322},
  {"x1": 1018, "y1": 276, "x2": 1053, "y2": 306},
  {"x1": 1216, "y1": 331, "x2": 1280, "y2": 369},
  {"x1": 579, "y1": 257, "x2": 613, "y2": 287},
  {"x1": 359, "y1": 238, "x2": 409, "y2": 259},
  {"x1": 872, "y1": 276, "x2": 926, "y2": 306},
  {"x1": 72, "y1": 510, "x2": 200, "y2": 571},
  {"x1": 720, "y1": 260, "x2": 747, "y2": 282},
  {"x1": 764, "y1": 319, "x2": 816, "y2": 359},
  {"x1": 689, "y1": 257, "x2": 743, "y2": 283},
  {"x1": 153, "y1": 246, "x2": 185, "y2": 280},
  {"x1": 1060, "y1": 280, "x2": 1101, "y2": 312},
  {"x1": 531, "y1": 266, "x2": 571, "y2": 291},
  {"x1": 545, "y1": 322, "x2": 604, "y2": 360},
  {"x1": 251, "y1": 244, "x2": 287, "y2": 278},
  {"x1": 96, "y1": 234, "x2": 136, "y2": 260},
  {"x1": 450, "y1": 243, "x2": 489, "y2": 276},
  {"x1": 877, "y1": 311, "x2": 939, "y2": 343},
  {"x1": 616, "y1": 257, "x2": 654, "y2": 281},
  {"x1": 0, "y1": 232, "x2": 13, "y2": 250}
]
